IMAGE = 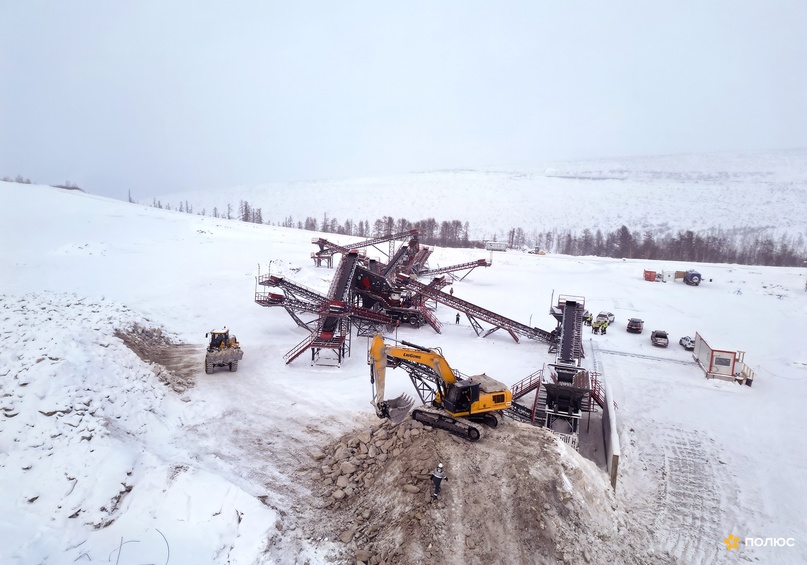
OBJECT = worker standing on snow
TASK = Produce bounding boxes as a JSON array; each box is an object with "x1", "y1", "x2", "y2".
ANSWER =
[
  {"x1": 601, "y1": 321, "x2": 608, "y2": 335},
  {"x1": 455, "y1": 313, "x2": 460, "y2": 324},
  {"x1": 431, "y1": 463, "x2": 448, "y2": 500}
]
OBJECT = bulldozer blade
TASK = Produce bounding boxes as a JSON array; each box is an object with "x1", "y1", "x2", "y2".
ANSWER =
[{"x1": 385, "y1": 394, "x2": 415, "y2": 424}]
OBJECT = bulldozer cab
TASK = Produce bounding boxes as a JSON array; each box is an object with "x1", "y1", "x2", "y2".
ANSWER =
[
  {"x1": 442, "y1": 380, "x2": 480, "y2": 414},
  {"x1": 208, "y1": 330, "x2": 229, "y2": 351}
]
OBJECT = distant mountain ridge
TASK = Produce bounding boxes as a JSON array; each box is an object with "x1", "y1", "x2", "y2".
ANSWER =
[{"x1": 148, "y1": 149, "x2": 807, "y2": 243}]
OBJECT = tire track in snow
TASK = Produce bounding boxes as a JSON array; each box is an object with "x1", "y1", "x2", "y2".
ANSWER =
[
  {"x1": 597, "y1": 348, "x2": 697, "y2": 366},
  {"x1": 627, "y1": 425, "x2": 733, "y2": 564}
]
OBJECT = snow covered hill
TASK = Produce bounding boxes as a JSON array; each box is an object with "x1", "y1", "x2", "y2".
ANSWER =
[
  {"x1": 2, "y1": 180, "x2": 807, "y2": 564},
  {"x1": 147, "y1": 149, "x2": 807, "y2": 243}
]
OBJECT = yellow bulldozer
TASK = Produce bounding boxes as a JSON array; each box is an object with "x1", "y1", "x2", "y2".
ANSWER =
[{"x1": 205, "y1": 327, "x2": 243, "y2": 374}]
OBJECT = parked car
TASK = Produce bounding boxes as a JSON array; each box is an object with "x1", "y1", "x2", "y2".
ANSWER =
[
  {"x1": 626, "y1": 318, "x2": 644, "y2": 333},
  {"x1": 596, "y1": 311, "x2": 615, "y2": 324},
  {"x1": 679, "y1": 336, "x2": 695, "y2": 350},
  {"x1": 651, "y1": 330, "x2": 669, "y2": 347}
]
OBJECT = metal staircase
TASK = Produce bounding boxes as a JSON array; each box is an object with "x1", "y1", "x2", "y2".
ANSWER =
[
  {"x1": 510, "y1": 369, "x2": 544, "y2": 400},
  {"x1": 417, "y1": 305, "x2": 443, "y2": 333},
  {"x1": 588, "y1": 371, "x2": 606, "y2": 410},
  {"x1": 504, "y1": 369, "x2": 547, "y2": 425}
]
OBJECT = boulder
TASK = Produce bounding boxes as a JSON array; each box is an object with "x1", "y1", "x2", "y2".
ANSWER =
[
  {"x1": 334, "y1": 446, "x2": 351, "y2": 461},
  {"x1": 355, "y1": 549, "x2": 373, "y2": 563},
  {"x1": 339, "y1": 528, "x2": 356, "y2": 543}
]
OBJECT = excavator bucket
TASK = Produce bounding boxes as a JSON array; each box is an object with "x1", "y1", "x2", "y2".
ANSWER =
[{"x1": 384, "y1": 394, "x2": 415, "y2": 424}]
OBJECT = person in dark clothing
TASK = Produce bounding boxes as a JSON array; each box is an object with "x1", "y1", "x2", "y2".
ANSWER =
[
  {"x1": 431, "y1": 463, "x2": 448, "y2": 500},
  {"x1": 455, "y1": 313, "x2": 460, "y2": 324}
]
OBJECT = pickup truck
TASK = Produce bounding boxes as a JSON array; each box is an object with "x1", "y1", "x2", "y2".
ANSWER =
[{"x1": 651, "y1": 330, "x2": 669, "y2": 348}]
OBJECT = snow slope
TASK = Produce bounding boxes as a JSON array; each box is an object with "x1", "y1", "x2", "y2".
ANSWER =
[
  {"x1": 149, "y1": 149, "x2": 807, "y2": 243},
  {"x1": 2, "y1": 180, "x2": 807, "y2": 563}
]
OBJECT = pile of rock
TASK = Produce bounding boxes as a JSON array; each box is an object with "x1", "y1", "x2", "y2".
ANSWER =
[
  {"x1": 310, "y1": 417, "x2": 441, "y2": 564},
  {"x1": 303, "y1": 415, "x2": 668, "y2": 565},
  {"x1": 313, "y1": 418, "x2": 435, "y2": 507}
]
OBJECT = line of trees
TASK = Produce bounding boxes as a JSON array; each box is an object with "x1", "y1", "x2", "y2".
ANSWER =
[
  {"x1": 527, "y1": 225, "x2": 806, "y2": 267},
  {"x1": 2, "y1": 175, "x2": 33, "y2": 184},
  {"x1": 7, "y1": 178, "x2": 801, "y2": 267},
  {"x1": 145, "y1": 197, "x2": 806, "y2": 267},
  {"x1": 305, "y1": 214, "x2": 471, "y2": 248},
  {"x1": 3, "y1": 175, "x2": 84, "y2": 191},
  {"x1": 148, "y1": 199, "x2": 473, "y2": 247}
]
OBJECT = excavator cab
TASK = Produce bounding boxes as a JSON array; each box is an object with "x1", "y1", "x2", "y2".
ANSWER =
[{"x1": 442, "y1": 381, "x2": 480, "y2": 413}]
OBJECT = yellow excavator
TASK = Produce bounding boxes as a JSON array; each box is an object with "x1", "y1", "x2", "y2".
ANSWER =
[{"x1": 369, "y1": 333, "x2": 512, "y2": 442}]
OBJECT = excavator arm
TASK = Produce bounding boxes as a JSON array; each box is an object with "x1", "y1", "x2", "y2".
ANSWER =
[
  {"x1": 370, "y1": 333, "x2": 416, "y2": 423},
  {"x1": 370, "y1": 333, "x2": 459, "y2": 423}
]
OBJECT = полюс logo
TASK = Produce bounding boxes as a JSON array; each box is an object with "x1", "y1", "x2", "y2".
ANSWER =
[{"x1": 724, "y1": 534, "x2": 740, "y2": 550}]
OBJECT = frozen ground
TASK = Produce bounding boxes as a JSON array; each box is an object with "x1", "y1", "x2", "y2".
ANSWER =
[{"x1": 2, "y1": 180, "x2": 807, "y2": 564}]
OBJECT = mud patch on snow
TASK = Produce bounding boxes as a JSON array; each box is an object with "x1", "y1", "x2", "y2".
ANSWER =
[
  {"x1": 115, "y1": 323, "x2": 199, "y2": 393},
  {"x1": 300, "y1": 417, "x2": 672, "y2": 565}
]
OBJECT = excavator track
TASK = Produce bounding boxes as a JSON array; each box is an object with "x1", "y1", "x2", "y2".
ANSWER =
[
  {"x1": 411, "y1": 406, "x2": 484, "y2": 442},
  {"x1": 474, "y1": 411, "x2": 500, "y2": 428}
]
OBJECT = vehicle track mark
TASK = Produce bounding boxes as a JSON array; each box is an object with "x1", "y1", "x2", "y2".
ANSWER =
[{"x1": 625, "y1": 425, "x2": 739, "y2": 564}]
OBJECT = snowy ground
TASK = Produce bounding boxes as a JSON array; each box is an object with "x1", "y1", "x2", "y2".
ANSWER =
[
  {"x1": 150, "y1": 149, "x2": 807, "y2": 243},
  {"x1": 2, "y1": 181, "x2": 807, "y2": 564}
]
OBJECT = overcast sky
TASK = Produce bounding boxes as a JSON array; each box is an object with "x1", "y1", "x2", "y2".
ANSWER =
[{"x1": 2, "y1": 1, "x2": 806, "y2": 200}]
